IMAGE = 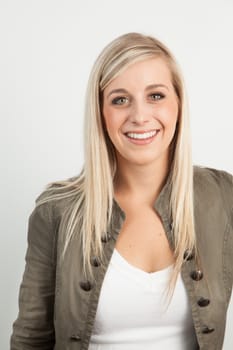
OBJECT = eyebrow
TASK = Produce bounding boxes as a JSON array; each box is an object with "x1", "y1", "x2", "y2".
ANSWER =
[{"x1": 107, "y1": 84, "x2": 169, "y2": 98}]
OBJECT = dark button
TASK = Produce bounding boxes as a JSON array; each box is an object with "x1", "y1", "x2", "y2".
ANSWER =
[
  {"x1": 202, "y1": 326, "x2": 215, "y2": 334},
  {"x1": 190, "y1": 270, "x2": 203, "y2": 281},
  {"x1": 183, "y1": 249, "x2": 194, "y2": 261},
  {"x1": 79, "y1": 281, "x2": 93, "y2": 291},
  {"x1": 101, "y1": 233, "x2": 111, "y2": 243},
  {"x1": 198, "y1": 297, "x2": 210, "y2": 307},
  {"x1": 70, "y1": 334, "x2": 81, "y2": 341},
  {"x1": 91, "y1": 256, "x2": 101, "y2": 267}
]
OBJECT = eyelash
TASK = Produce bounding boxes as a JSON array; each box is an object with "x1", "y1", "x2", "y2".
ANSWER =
[
  {"x1": 150, "y1": 93, "x2": 165, "y2": 101},
  {"x1": 111, "y1": 93, "x2": 165, "y2": 105},
  {"x1": 112, "y1": 97, "x2": 128, "y2": 105}
]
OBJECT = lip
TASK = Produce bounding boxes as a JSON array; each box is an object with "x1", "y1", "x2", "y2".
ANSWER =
[
  {"x1": 124, "y1": 129, "x2": 160, "y2": 145},
  {"x1": 124, "y1": 129, "x2": 158, "y2": 134}
]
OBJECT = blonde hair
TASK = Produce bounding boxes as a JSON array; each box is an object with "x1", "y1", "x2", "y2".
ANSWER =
[{"x1": 37, "y1": 32, "x2": 196, "y2": 290}]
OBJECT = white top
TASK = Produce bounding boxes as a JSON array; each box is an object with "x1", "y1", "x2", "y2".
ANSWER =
[{"x1": 89, "y1": 249, "x2": 198, "y2": 350}]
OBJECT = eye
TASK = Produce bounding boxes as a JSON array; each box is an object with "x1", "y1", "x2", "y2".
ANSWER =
[
  {"x1": 111, "y1": 96, "x2": 129, "y2": 105},
  {"x1": 150, "y1": 93, "x2": 165, "y2": 101}
]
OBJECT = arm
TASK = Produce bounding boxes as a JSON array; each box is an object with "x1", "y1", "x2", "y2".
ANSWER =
[
  {"x1": 219, "y1": 170, "x2": 233, "y2": 303},
  {"x1": 10, "y1": 198, "x2": 57, "y2": 350}
]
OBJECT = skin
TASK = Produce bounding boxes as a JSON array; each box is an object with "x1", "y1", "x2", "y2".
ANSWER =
[{"x1": 102, "y1": 58, "x2": 179, "y2": 272}]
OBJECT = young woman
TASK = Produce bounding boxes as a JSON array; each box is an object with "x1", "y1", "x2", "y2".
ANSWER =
[{"x1": 11, "y1": 32, "x2": 233, "y2": 350}]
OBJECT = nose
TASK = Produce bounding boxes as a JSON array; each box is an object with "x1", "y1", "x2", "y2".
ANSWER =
[{"x1": 129, "y1": 100, "x2": 150, "y2": 125}]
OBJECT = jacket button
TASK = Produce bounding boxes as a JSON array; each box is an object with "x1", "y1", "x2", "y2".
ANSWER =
[
  {"x1": 183, "y1": 249, "x2": 194, "y2": 261},
  {"x1": 198, "y1": 297, "x2": 210, "y2": 307},
  {"x1": 79, "y1": 281, "x2": 93, "y2": 291},
  {"x1": 91, "y1": 256, "x2": 101, "y2": 267},
  {"x1": 101, "y1": 233, "x2": 111, "y2": 243},
  {"x1": 70, "y1": 334, "x2": 81, "y2": 341},
  {"x1": 202, "y1": 326, "x2": 215, "y2": 334},
  {"x1": 190, "y1": 270, "x2": 203, "y2": 281}
]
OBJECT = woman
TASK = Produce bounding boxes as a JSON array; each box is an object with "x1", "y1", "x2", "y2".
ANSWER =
[{"x1": 11, "y1": 32, "x2": 233, "y2": 350}]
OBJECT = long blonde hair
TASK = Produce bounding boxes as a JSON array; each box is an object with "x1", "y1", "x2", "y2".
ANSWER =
[{"x1": 37, "y1": 32, "x2": 196, "y2": 288}]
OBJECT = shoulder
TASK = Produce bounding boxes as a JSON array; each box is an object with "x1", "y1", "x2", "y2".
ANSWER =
[
  {"x1": 193, "y1": 165, "x2": 232, "y2": 190},
  {"x1": 34, "y1": 173, "x2": 83, "y2": 223},
  {"x1": 193, "y1": 165, "x2": 233, "y2": 215}
]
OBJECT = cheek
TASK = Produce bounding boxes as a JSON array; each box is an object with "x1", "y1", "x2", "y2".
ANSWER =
[
  {"x1": 102, "y1": 106, "x2": 118, "y2": 139},
  {"x1": 161, "y1": 100, "x2": 179, "y2": 127},
  {"x1": 103, "y1": 105, "x2": 125, "y2": 134}
]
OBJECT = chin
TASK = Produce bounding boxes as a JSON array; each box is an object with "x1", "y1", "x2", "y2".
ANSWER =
[
  {"x1": 126, "y1": 155, "x2": 162, "y2": 167},
  {"x1": 116, "y1": 149, "x2": 168, "y2": 167}
]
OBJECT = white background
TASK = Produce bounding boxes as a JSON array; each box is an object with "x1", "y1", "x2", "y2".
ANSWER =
[{"x1": 0, "y1": 0, "x2": 233, "y2": 348}]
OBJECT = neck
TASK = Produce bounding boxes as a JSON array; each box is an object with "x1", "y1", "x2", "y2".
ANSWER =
[{"x1": 114, "y1": 155, "x2": 169, "y2": 206}]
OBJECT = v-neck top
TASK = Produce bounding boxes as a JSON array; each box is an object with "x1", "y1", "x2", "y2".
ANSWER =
[{"x1": 89, "y1": 249, "x2": 198, "y2": 349}]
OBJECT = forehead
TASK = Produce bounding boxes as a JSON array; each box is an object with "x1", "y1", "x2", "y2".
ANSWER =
[{"x1": 104, "y1": 57, "x2": 173, "y2": 92}]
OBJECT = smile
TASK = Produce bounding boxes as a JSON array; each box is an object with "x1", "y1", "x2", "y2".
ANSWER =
[{"x1": 125, "y1": 130, "x2": 158, "y2": 140}]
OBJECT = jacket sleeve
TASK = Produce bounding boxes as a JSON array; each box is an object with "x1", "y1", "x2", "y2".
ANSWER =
[
  {"x1": 10, "y1": 198, "x2": 57, "y2": 350},
  {"x1": 220, "y1": 170, "x2": 233, "y2": 220}
]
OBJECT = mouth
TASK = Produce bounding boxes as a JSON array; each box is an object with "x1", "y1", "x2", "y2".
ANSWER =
[
  {"x1": 124, "y1": 129, "x2": 159, "y2": 140},
  {"x1": 125, "y1": 130, "x2": 157, "y2": 140},
  {"x1": 125, "y1": 129, "x2": 160, "y2": 145}
]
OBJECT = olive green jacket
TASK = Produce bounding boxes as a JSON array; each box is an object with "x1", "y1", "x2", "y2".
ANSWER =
[{"x1": 11, "y1": 166, "x2": 233, "y2": 350}]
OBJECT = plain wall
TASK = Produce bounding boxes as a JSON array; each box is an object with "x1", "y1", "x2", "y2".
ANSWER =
[{"x1": 0, "y1": 0, "x2": 232, "y2": 348}]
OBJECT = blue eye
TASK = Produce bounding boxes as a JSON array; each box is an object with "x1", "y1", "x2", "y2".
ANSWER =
[
  {"x1": 150, "y1": 93, "x2": 165, "y2": 100},
  {"x1": 112, "y1": 96, "x2": 128, "y2": 105}
]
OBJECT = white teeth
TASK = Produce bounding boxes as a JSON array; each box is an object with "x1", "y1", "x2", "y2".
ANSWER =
[{"x1": 126, "y1": 130, "x2": 157, "y2": 140}]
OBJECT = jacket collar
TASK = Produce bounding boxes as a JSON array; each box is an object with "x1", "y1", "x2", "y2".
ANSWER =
[
  {"x1": 154, "y1": 171, "x2": 174, "y2": 248},
  {"x1": 110, "y1": 171, "x2": 173, "y2": 245}
]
